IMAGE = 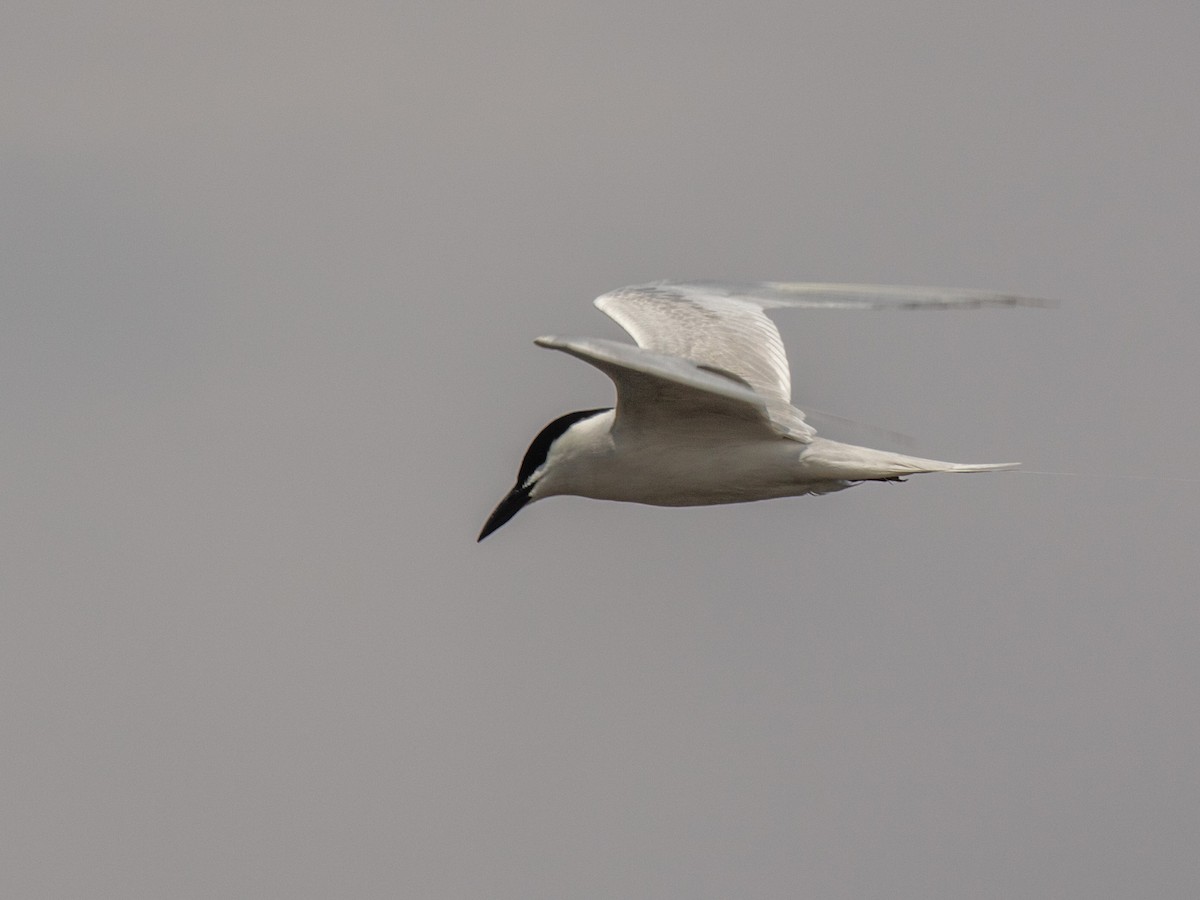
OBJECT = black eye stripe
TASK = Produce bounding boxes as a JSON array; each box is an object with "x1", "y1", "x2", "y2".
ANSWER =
[{"x1": 516, "y1": 408, "x2": 610, "y2": 486}]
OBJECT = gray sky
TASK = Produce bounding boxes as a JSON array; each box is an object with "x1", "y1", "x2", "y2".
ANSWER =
[{"x1": 4, "y1": 3, "x2": 1199, "y2": 898}]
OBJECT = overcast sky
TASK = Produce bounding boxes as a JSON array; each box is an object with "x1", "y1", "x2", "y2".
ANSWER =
[{"x1": 4, "y1": 3, "x2": 1199, "y2": 898}]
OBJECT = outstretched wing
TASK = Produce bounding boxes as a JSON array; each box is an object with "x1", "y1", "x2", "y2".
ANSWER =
[
  {"x1": 594, "y1": 280, "x2": 1048, "y2": 440},
  {"x1": 596, "y1": 282, "x2": 798, "y2": 407},
  {"x1": 534, "y1": 336, "x2": 782, "y2": 441}
]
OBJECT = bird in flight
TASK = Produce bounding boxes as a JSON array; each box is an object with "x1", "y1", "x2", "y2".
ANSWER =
[{"x1": 479, "y1": 280, "x2": 1044, "y2": 541}]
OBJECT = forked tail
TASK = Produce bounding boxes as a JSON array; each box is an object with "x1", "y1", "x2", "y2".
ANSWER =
[{"x1": 803, "y1": 438, "x2": 1019, "y2": 481}]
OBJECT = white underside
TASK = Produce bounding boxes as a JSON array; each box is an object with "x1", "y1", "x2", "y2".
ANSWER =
[{"x1": 531, "y1": 413, "x2": 1016, "y2": 508}]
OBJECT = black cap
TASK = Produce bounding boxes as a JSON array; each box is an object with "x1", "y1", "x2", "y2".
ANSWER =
[{"x1": 476, "y1": 408, "x2": 610, "y2": 542}]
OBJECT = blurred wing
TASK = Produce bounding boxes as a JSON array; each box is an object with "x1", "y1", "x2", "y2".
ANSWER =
[
  {"x1": 666, "y1": 281, "x2": 1053, "y2": 313},
  {"x1": 534, "y1": 336, "x2": 784, "y2": 441}
]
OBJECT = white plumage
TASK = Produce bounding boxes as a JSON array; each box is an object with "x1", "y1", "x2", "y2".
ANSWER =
[{"x1": 479, "y1": 280, "x2": 1044, "y2": 541}]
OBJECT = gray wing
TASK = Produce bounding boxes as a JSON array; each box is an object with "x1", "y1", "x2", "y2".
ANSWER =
[
  {"x1": 534, "y1": 336, "x2": 781, "y2": 440},
  {"x1": 595, "y1": 280, "x2": 1048, "y2": 440}
]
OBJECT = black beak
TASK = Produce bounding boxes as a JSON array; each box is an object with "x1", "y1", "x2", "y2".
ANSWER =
[{"x1": 477, "y1": 484, "x2": 532, "y2": 542}]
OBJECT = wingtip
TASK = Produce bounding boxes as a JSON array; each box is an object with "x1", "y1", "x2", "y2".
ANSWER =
[{"x1": 760, "y1": 283, "x2": 1056, "y2": 311}]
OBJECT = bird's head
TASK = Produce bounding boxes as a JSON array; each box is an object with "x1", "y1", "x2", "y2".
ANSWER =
[{"x1": 477, "y1": 408, "x2": 610, "y2": 541}]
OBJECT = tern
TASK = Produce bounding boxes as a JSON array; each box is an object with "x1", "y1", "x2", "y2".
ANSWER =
[{"x1": 479, "y1": 280, "x2": 1043, "y2": 541}]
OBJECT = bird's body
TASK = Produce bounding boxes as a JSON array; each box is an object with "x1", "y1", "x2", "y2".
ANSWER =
[
  {"x1": 479, "y1": 280, "x2": 1042, "y2": 540},
  {"x1": 531, "y1": 407, "x2": 816, "y2": 507}
]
